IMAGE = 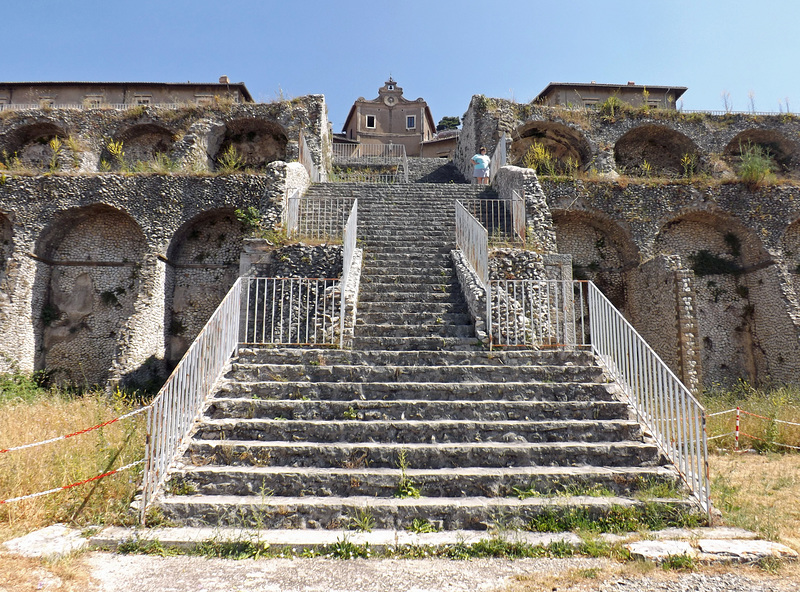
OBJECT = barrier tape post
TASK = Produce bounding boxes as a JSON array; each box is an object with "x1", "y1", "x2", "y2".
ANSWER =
[{"x1": 735, "y1": 407, "x2": 740, "y2": 451}]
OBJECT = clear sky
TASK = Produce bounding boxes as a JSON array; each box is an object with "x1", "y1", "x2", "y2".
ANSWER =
[{"x1": 5, "y1": 0, "x2": 800, "y2": 130}]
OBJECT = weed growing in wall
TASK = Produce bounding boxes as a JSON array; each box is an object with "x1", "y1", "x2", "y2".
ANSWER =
[{"x1": 737, "y1": 141, "x2": 774, "y2": 189}]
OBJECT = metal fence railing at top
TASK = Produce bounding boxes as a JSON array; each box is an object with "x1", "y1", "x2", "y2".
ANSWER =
[
  {"x1": 459, "y1": 191, "x2": 525, "y2": 244},
  {"x1": 0, "y1": 102, "x2": 231, "y2": 112},
  {"x1": 140, "y1": 276, "x2": 243, "y2": 523},
  {"x1": 455, "y1": 200, "x2": 488, "y2": 288},
  {"x1": 484, "y1": 278, "x2": 710, "y2": 513},
  {"x1": 331, "y1": 143, "x2": 409, "y2": 184},
  {"x1": 285, "y1": 192, "x2": 356, "y2": 241}
]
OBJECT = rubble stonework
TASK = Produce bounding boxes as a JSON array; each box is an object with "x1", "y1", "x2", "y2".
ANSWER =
[{"x1": 0, "y1": 173, "x2": 288, "y2": 385}]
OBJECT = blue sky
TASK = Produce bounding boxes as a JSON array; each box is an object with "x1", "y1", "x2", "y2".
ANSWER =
[{"x1": 5, "y1": 0, "x2": 800, "y2": 129}]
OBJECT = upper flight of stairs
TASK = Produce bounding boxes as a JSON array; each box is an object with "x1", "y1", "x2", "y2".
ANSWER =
[{"x1": 153, "y1": 167, "x2": 698, "y2": 533}]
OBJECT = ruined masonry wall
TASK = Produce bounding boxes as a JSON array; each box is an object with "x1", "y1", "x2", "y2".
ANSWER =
[{"x1": 0, "y1": 173, "x2": 284, "y2": 386}]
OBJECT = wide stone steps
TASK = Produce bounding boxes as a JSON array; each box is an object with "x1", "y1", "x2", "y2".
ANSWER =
[
  {"x1": 227, "y1": 362, "x2": 605, "y2": 384},
  {"x1": 213, "y1": 380, "x2": 622, "y2": 402},
  {"x1": 206, "y1": 398, "x2": 633, "y2": 422},
  {"x1": 233, "y1": 347, "x2": 597, "y2": 367},
  {"x1": 193, "y1": 418, "x2": 643, "y2": 445},
  {"x1": 183, "y1": 440, "x2": 664, "y2": 470},
  {"x1": 167, "y1": 465, "x2": 675, "y2": 498},
  {"x1": 156, "y1": 494, "x2": 692, "y2": 530},
  {"x1": 152, "y1": 178, "x2": 700, "y2": 534}
]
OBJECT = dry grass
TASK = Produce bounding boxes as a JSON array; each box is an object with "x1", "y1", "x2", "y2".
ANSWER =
[
  {"x1": 0, "y1": 553, "x2": 92, "y2": 592},
  {"x1": 0, "y1": 385, "x2": 146, "y2": 543},
  {"x1": 709, "y1": 452, "x2": 800, "y2": 551}
]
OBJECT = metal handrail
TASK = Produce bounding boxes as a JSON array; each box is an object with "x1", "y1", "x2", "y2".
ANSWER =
[
  {"x1": 459, "y1": 192, "x2": 525, "y2": 244},
  {"x1": 286, "y1": 194, "x2": 356, "y2": 240},
  {"x1": 340, "y1": 200, "x2": 358, "y2": 347},
  {"x1": 489, "y1": 132, "x2": 507, "y2": 182},
  {"x1": 0, "y1": 102, "x2": 216, "y2": 112},
  {"x1": 140, "y1": 276, "x2": 242, "y2": 522},
  {"x1": 331, "y1": 143, "x2": 408, "y2": 184},
  {"x1": 455, "y1": 200, "x2": 488, "y2": 287},
  {"x1": 298, "y1": 130, "x2": 321, "y2": 183},
  {"x1": 586, "y1": 281, "x2": 710, "y2": 513}
]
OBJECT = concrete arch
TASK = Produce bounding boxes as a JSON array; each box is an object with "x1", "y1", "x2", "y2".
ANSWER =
[
  {"x1": 213, "y1": 118, "x2": 289, "y2": 171},
  {"x1": 0, "y1": 121, "x2": 71, "y2": 172},
  {"x1": 509, "y1": 121, "x2": 592, "y2": 173},
  {"x1": 102, "y1": 123, "x2": 176, "y2": 169},
  {"x1": 32, "y1": 204, "x2": 150, "y2": 387},
  {"x1": 655, "y1": 210, "x2": 784, "y2": 386},
  {"x1": 723, "y1": 129, "x2": 799, "y2": 174},
  {"x1": 614, "y1": 124, "x2": 701, "y2": 177},
  {"x1": 552, "y1": 209, "x2": 639, "y2": 310},
  {"x1": 164, "y1": 208, "x2": 244, "y2": 365}
]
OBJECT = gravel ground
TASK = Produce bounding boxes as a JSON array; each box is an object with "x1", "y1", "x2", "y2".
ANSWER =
[{"x1": 82, "y1": 554, "x2": 800, "y2": 592}]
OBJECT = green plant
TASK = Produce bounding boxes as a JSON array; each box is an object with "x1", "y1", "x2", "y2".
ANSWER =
[
  {"x1": 688, "y1": 250, "x2": 742, "y2": 276},
  {"x1": 343, "y1": 406, "x2": 358, "y2": 420},
  {"x1": 736, "y1": 141, "x2": 774, "y2": 189},
  {"x1": 234, "y1": 206, "x2": 262, "y2": 232},
  {"x1": 406, "y1": 518, "x2": 441, "y2": 533},
  {"x1": 348, "y1": 507, "x2": 376, "y2": 532},
  {"x1": 661, "y1": 553, "x2": 696, "y2": 571},
  {"x1": 106, "y1": 139, "x2": 126, "y2": 171},
  {"x1": 217, "y1": 145, "x2": 245, "y2": 173},
  {"x1": 395, "y1": 449, "x2": 421, "y2": 498},
  {"x1": 40, "y1": 303, "x2": 59, "y2": 326},
  {"x1": 680, "y1": 152, "x2": 698, "y2": 178},
  {"x1": 48, "y1": 137, "x2": 62, "y2": 172}
]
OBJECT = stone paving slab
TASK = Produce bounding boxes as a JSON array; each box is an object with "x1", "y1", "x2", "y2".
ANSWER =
[{"x1": 1, "y1": 523, "x2": 90, "y2": 558}]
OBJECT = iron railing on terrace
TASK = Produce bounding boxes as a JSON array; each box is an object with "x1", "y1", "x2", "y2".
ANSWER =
[
  {"x1": 140, "y1": 276, "x2": 243, "y2": 522},
  {"x1": 0, "y1": 102, "x2": 237, "y2": 112},
  {"x1": 459, "y1": 191, "x2": 525, "y2": 244},
  {"x1": 285, "y1": 190, "x2": 356, "y2": 241},
  {"x1": 331, "y1": 143, "x2": 409, "y2": 183}
]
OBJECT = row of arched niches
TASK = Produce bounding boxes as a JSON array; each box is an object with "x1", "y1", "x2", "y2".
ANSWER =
[
  {"x1": 0, "y1": 205, "x2": 245, "y2": 386},
  {"x1": 509, "y1": 120, "x2": 800, "y2": 178},
  {"x1": 0, "y1": 117, "x2": 290, "y2": 172}
]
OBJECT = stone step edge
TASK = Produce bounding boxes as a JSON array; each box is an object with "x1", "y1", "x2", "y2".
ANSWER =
[{"x1": 91, "y1": 526, "x2": 796, "y2": 565}]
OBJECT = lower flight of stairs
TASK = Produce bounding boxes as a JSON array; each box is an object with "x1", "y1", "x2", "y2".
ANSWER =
[{"x1": 155, "y1": 346, "x2": 695, "y2": 531}]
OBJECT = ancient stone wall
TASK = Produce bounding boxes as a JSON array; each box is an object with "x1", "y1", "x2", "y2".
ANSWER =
[{"x1": 0, "y1": 173, "x2": 284, "y2": 386}]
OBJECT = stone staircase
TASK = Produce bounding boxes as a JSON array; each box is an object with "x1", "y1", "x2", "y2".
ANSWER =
[{"x1": 153, "y1": 177, "x2": 698, "y2": 532}]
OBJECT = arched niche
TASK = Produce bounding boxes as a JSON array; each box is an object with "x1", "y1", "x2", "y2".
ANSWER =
[
  {"x1": 101, "y1": 123, "x2": 176, "y2": 169},
  {"x1": 32, "y1": 205, "x2": 148, "y2": 387},
  {"x1": 723, "y1": 129, "x2": 798, "y2": 175},
  {"x1": 213, "y1": 118, "x2": 288, "y2": 171},
  {"x1": 552, "y1": 209, "x2": 638, "y2": 310},
  {"x1": 614, "y1": 124, "x2": 701, "y2": 177},
  {"x1": 164, "y1": 208, "x2": 244, "y2": 365},
  {"x1": 509, "y1": 121, "x2": 592, "y2": 174},
  {"x1": 1, "y1": 121, "x2": 73, "y2": 172},
  {"x1": 655, "y1": 211, "x2": 777, "y2": 386}
]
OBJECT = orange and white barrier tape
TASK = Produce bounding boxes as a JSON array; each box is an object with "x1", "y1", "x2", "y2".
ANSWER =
[
  {"x1": 0, "y1": 459, "x2": 145, "y2": 504},
  {"x1": 0, "y1": 406, "x2": 147, "y2": 454}
]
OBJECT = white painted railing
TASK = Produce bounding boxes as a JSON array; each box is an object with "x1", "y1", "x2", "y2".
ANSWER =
[
  {"x1": 339, "y1": 200, "x2": 358, "y2": 347},
  {"x1": 489, "y1": 132, "x2": 507, "y2": 182},
  {"x1": 298, "y1": 130, "x2": 321, "y2": 183},
  {"x1": 140, "y1": 277, "x2": 242, "y2": 522},
  {"x1": 331, "y1": 143, "x2": 408, "y2": 183},
  {"x1": 285, "y1": 193, "x2": 356, "y2": 240},
  {"x1": 459, "y1": 191, "x2": 525, "y2": 244},
  {"x1": 586, "y1": 281, "x2": 710, "y2": 513},
  {"x1": 488, "y1": 279, "x2": 581, "y2": 348},
  {"x1": 241, "y1": 277, "x2": 342, "y2": 346},
  {"x1": 0, "y1": 102, "x2": 208, "y2": 112},
  {"x1": 455, "y1": 200, "x2": 488, "y2": 287},
  {"x1": 484, "y1": 278, "x2": 710, "y2": 512}
]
